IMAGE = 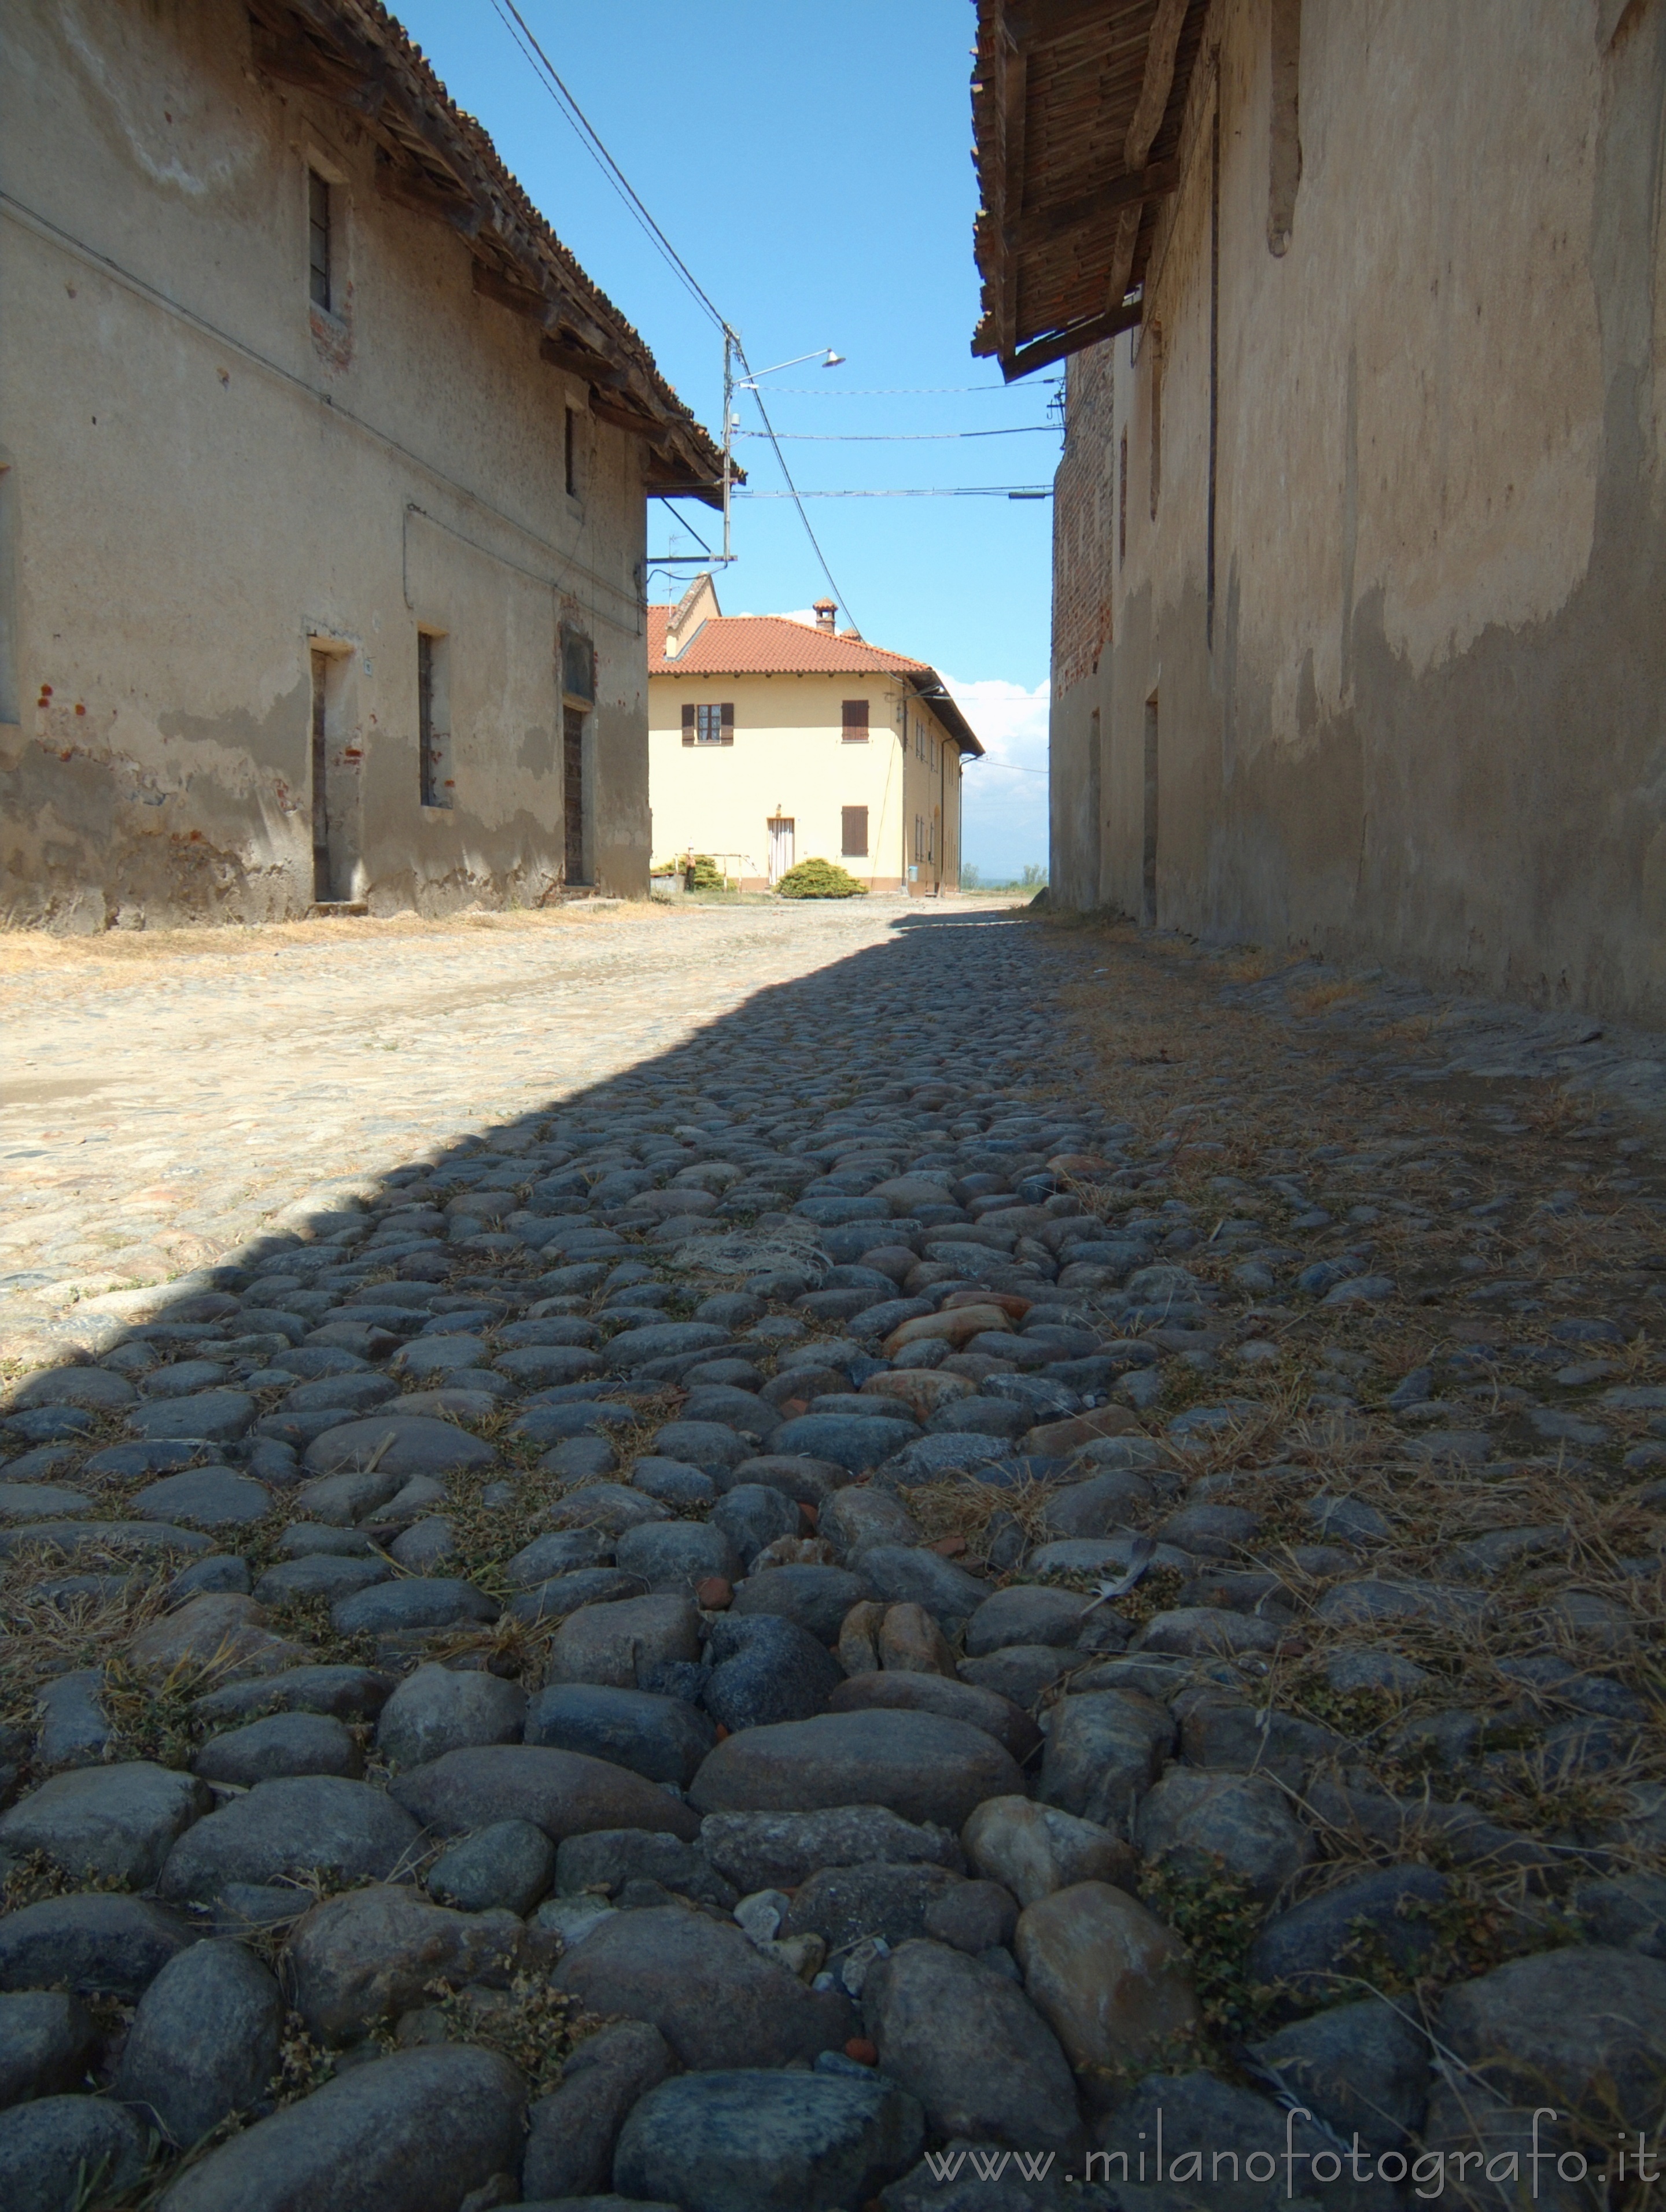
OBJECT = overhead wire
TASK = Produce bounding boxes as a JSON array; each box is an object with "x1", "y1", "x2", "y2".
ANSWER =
[
  {"x1": 762, "y1": 384, "x2": 1027, "y2": 396},
  {"x1": 489, "y1": 0, "x2": 857, "y2": 627},
  {"x1": 736, "y1": 486, "x2": 1053, "y2": 500},
  {"x1": 734, "y1": 426, "x2": 1055, "y2": 441},
  {"x1": 491, "y1": 0, "x2": 725, "y2": 332},
  {"x1": 728, "y1": 344, "x2": 856, "y2": 623}
]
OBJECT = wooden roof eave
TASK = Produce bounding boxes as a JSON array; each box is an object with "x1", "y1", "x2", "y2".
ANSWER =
[
  {"x1": 970, "y1": 0, "x2": 1205, "y2": 381},
  {"x1": 245, "y1": 0, "x2": 727, "y2": 501}
]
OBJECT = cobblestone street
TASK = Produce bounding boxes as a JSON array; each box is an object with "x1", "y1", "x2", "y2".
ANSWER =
[{"x1": 2, "y1": 902, "x2": 1666, "y2": 2210}]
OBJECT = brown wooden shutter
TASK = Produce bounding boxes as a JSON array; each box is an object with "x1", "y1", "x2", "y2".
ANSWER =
[
  {"x1": 720, "y1": 703, "x2": 734, "y2": 745},
  {"x1": 842, "y1": 699, "x2": 869, "y2": 741},
  {"x1": 681, "y1": 703, "x2": 695, "y2": 746},
  {"x1": 842, "y1": 805, "x2": 868, "y2": 858}
]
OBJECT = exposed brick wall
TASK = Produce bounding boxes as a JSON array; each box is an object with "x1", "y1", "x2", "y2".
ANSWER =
[{"x1": 1050, "y1": 341, "x2": 1117, "y2": 693}]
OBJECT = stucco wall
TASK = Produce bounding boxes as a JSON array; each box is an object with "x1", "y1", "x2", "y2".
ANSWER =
[
  {"x1": 0, "y1": 0, "x2": 653, "y2": 929},
  {"x1": 1049, "y1": 0, "x2": 1666, "y2": 1025},
  {"x1": 648, "y1": 669, "x2": 965, "y2": 892}
]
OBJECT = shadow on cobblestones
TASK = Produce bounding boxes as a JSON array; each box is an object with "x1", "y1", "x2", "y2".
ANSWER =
[{"x1": 3, "y1": 905, "x2": 1666, "y2": 2207}]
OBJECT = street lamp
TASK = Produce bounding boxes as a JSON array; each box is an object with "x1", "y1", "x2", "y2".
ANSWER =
[
  {"x1": 734, "y1": 348, "x2": 846, "y2": 387},
  {"x1": 721, "y1": 339, "x2": 844, "y2": 562}
]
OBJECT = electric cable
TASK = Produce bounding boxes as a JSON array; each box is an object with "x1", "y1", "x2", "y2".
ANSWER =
[
  {"x1": 735, "y1": 486, "x2": 1053, "y2": 500},
  {"x1": 761, "y1": 385, "x2": 1028, "y2": 396},
  {"x1": 734, "y1": 426, "x2": 1055, "y2": 441},
  {"x1": 491, "y1": 1, "x2": 857, "y2": 625},
  {"x1": 729, "y1": 338, "x2": 858, "y2": 625},
  {"x1": 492, "y1": 0, "x2": 725, "y2": 332}
]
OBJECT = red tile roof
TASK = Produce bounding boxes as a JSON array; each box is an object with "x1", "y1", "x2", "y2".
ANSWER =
[
  {"x1": 646, "y1": 610, "x2": 985, "y2": 755},
  {"x1": 647, "y1": 608, "x2": 929, "y2": 676}
]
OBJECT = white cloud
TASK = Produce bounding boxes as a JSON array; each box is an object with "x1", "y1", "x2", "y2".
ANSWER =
[{"x1": 941, "y1": 673, "x2": 1051, "y2": 881}]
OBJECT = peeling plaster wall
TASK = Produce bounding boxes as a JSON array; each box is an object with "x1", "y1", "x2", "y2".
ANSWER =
[
  {"x1": 0, "y1": 0, "x2": 653, "y2": 930},
  {"x1": 1049, "y1": 0, "x2": 1666, "y2": 1026}
]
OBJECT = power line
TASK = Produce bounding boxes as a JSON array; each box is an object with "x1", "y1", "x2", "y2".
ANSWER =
[
  {"x1": 734, "y1": 426, "x2": 1056, "y2": 442},
  {"x1": 735, "y1": 486, "x2": 1054, "y2": 500},
  {"x1": 761, "y1": 385, "x2": 1033, "y2": 396},
  {"x1": 492, "y1": 1, "x2": 724, "y2": 332},
  {"x1": 730, "y1": 344, "x2": 857, "y2": 623},
  {"x1": 488, "y1": 2, "x2": 856, "y2": 626}
]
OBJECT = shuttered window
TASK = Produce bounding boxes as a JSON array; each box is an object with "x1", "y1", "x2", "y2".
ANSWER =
[
  {"x1": 308, "y1": 171, "x2": 331, "y2": 312},
  {"x1": 842, "y1": 806, "x2": 869, "y2": 858},
  {"x1": 841, "y1": 699, "x2": 869, "y2": 743},
  {"x1": 682, "y1": 703, "x2": 734, "y2": 745}
]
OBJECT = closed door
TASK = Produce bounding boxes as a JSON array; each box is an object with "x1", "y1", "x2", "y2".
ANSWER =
[
  {"x1": 767, "y1": 815, "x2": 794, "y2": 884},
  {"x1": 310, "y1": 651, "x2": 330, "y2": 901},
  {"x1": 563, "y1": 706, "x2": 586, "y2": 884}
]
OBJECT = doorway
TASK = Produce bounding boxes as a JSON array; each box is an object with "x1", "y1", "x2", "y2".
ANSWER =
[
  {"x1": 767, "y1": 815, "x2": 795, "y2": 885},
  {"x1": 309, "y1": 647, "x2": 357, "y2": 904},
  {"x1": 1142, "y1": 691, "x2": 1159, "y2": 928},
  {"x1": 1085, "y1": 707, "x2": 1102, "y2": 909},
  {"x1": 563, "y1": 706, "x2": 587, "y2": 885}
]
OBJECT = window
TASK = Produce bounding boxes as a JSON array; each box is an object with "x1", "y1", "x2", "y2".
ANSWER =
[
  {"x1": 418, "y1": 631, "x2": 452, "y2": 808},
  {"x1": 564, "y1": 407, "x2": 578, "y2": 498},
  {"x1": 308, "y1": 170, "x2": 332, "y2": 312},
  {"x1": 841, "y1": 699, "x2": 869, "y2": 743},
  {"x1": 841, "y1": 806, "x2": 868, "y2": 858},
  {"x1": 913, "y1": 814, "x2": 925, "y2": 862},
  {"x1": 561, "y1": 623, "x2": 595, "y2": 706},
  {"x1": 681, "y1": 702, "x2": 734, "y2": 746}
]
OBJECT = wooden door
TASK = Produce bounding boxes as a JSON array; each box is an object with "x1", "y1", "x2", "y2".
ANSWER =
[
  {"x1": 310, "y1": 650, "x2": 330, "y2": 902},
  {"x1": 563, "y1": 706, "x2": 586, "y2": 884}
]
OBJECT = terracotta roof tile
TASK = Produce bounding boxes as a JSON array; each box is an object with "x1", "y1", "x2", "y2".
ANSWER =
[
  {"x1": 647, "y1": 610, "x2": 985, "y2": 755},
  {"x1": 648, "y1": 610, "x2": 930, "y2": 676}
]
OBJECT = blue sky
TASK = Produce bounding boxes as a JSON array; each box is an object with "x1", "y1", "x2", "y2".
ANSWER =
[{"x1": 394, "y1": 0, "x2": 1055, "y2": 879}]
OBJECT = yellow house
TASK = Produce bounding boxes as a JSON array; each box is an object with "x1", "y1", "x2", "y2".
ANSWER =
[{"x1": 647, "y1": 577, "x2": 983, "y2": 893}]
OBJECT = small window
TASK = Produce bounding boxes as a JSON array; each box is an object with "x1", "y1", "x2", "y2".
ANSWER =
[
  {"x1": 561, "y1": 623, "x2": 595, "y2": 706},
  {"x1": 308, "y1": 170, "x2": 332, "y2": 312},
  {"x1": 841, "y1": 699, "x2": 869, "y2": 743},
  {"x1": 913, "y1": 814, "x2": 925, "y2": 861},
  {"x1": 564, "y1": 408, "x2": 578, "y2": 498},
  {"x1": 682, "y1": 702, "x2": 734, "y2": 746},
  {"x1": 842, "y1": 805, "x2": 868, "y2": 858},
  {"x1": 418, "y1": 631, "x2": 452, "y2": 808}
]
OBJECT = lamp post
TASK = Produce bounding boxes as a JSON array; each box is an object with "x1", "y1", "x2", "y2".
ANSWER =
[{"x1": 721, "y1": 339, "x2": 844, "y2": 563}]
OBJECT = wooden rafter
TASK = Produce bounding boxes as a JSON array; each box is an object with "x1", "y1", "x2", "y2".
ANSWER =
[
  {"x1": 1011, "y1": 157, "x2": 1178, "y2": 253},
  {"x1": 971, "y1": 0, "x2": 1206, "y2": 378},
  {"x1": 374, "y1": 149, "x2": 483, "y2": 237},
  {"x1": 1004, "y1": 298, "x2": 1144, "y2": 382},
  {"x1": 588, "y1": 392, "x2": 671, "y2": 448},
  {"x1": 996, "y1": 32, "x2": 1028, "y2": 360},
  {"x1": 242, "y1": 0, "x2": 728, "y2": 505},
  {"x1": 540, "y1": 333, "x2": 626, "y2": 390}
]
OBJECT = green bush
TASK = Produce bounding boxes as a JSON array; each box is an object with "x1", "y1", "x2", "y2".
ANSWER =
[
  {"x1": 686, "y1": 854, "x2": 734, "y2": 891},
  {"x1": 774, "y1": 858, "x2": 869, "y2": 900}
]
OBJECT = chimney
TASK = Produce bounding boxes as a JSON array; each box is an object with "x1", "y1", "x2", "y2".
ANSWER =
[{"x1": 813, "y1": 599, "x2": 836, "y2": 633}]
